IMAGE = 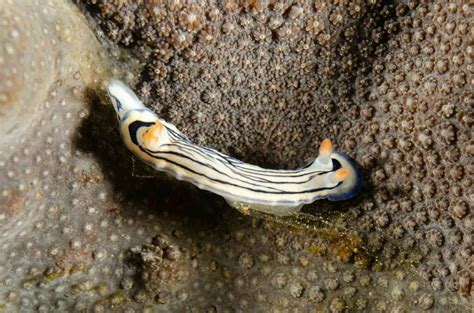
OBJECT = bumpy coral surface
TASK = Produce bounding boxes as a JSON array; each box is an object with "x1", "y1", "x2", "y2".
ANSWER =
[{"x1": 0, "y1": 0, "x2": 472, "y2": 311}]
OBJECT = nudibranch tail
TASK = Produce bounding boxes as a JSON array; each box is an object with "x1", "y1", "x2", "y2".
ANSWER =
[
  {"x1": 108, "y1": 80, "x2": 362, "y2": 216},
  {"x1": 108, "y1": 80, "x2": 146, "y2": 121}
]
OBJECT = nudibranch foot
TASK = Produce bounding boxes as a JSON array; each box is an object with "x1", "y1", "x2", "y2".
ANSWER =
[
  {"x1": 228, "y1": 200, "x2": 304, "y2": 217},
  {"x1": 108, "y1": 80, "x2": 363, "y2": 216}
]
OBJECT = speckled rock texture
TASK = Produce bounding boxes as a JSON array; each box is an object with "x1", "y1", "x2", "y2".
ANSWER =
[{"x1": 0, "y1": 0, "x2": 472, "y2": 312}]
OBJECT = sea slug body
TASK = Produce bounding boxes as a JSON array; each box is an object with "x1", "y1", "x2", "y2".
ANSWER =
[{"x1": 108, "y1": 80, "x2": 362, "y2": 216}]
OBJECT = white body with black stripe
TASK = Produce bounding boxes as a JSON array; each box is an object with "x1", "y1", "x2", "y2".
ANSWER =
[{"x1": 108, "y1": 80, "x2": 362, "y2": 216}]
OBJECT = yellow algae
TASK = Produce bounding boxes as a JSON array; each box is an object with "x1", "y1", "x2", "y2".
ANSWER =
[{"x1": 44, "y1": 267, "x2": 65, "y2": 281}]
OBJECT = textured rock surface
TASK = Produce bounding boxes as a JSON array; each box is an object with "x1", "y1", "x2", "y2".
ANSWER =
[{"x1": 0, "y1": 0, "x2": 472, "y2": 312}]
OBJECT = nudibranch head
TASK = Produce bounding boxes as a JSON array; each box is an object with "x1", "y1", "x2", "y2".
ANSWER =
[{"x1": 325, "y1": 151, "x2": 362, "y2": 202}]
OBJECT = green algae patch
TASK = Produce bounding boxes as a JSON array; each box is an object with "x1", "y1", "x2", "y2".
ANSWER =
[
  {"x1": 308, "y1": 243, "x2": 328, "y2": 257},
  {"x1": 245, "y1": 209, "x2": 371, "y2": 265},
  {"x1": 21, "y1": 263, "x2": 89, "y2": 286},
  {"x1": 243, "y1": 208, "x2": 424, "y2": 274},
  {"x1": 44, "y1": 267, "x2": 65, "y2": 281},
  {"x1": 109, "y1": 291, "x2": 133, "y2": 307},
  {"x1": 20, "y1": 268, "x2": 65, "y2": 287},
  {"x1": 307, "y1": 229, "x2": 367, "y2": 264}
]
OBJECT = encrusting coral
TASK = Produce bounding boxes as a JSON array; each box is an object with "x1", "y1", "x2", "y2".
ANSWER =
[{"x1": 0, "y1": 0, "x2": 472, "y2": 311}]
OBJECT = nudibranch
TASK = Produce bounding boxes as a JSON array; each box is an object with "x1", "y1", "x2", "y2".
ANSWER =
[{"x1": 108, "y1": 80, "x2": 362, "y2": 216}]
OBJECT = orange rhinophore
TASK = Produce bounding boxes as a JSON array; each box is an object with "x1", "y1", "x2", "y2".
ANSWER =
[
  {"x1": 335, "y1": 168, "x2": 350, "y2": 181},
  {"x1": 319, "y1": 138, "x2": 333, "y2": 155}
]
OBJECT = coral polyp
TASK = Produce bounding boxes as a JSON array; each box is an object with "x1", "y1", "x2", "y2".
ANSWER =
[{"x1": 0, "y1": 0, "x2": 472, "y2": 311}]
